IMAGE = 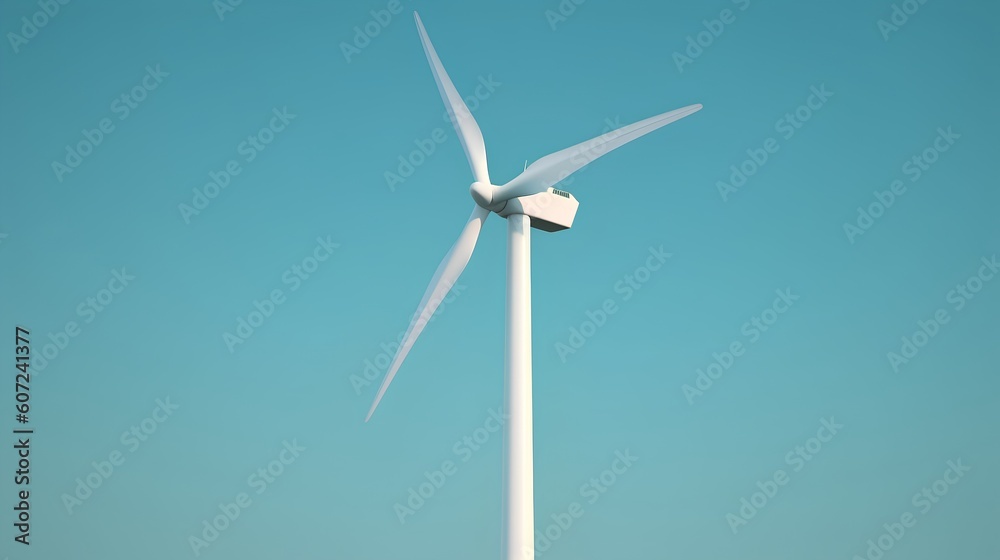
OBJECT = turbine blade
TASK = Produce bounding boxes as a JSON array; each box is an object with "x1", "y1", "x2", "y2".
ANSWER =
[
  {"x1": 414, "y1": 12, "x2": 491, "y2": 184},
  {"x1": 493, "y1": 104, "x2": 703, "y2": 202},
  {"x1": 365, "y1": 205, "x2": 489, "y2": 422}
]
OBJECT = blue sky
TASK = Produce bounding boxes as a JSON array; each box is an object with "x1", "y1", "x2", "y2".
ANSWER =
[{"x1": 1, "y1": 0, "x2": 998, "y2": 559}]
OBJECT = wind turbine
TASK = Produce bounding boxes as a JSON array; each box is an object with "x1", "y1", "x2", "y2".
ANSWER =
[{"x1": 366, "y1": 12, "x2": 702, "y2": 560}]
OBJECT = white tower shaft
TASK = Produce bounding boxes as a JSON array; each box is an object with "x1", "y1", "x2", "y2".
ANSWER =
[{"x1": 503, "y1": 213, "x2": 534, "y2": 560}]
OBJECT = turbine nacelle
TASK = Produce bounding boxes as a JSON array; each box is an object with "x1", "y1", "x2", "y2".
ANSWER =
[
  {"x1": 497, "y1": 188, "x2": 579, "y2": 232},
  {"x1": 471, "y1": 181, "x2": 579, "y2": 232}
]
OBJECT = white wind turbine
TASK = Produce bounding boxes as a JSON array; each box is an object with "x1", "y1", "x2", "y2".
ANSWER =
[{"x1": 366, "y1": 12, "x2": 702, "y2": 560}]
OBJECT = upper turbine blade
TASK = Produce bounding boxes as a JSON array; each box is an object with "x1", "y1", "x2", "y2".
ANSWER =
[
  {"x1": 414, "y1": 12, "x2": 491, "y2": 184},
  {"x1": 492, "y1": 104, "x2": 703, "y2": 202},
  {"x1": 365, "y1": 205, "x2": 489, "y2": 422}
]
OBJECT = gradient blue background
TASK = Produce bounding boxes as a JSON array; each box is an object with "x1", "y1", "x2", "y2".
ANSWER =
[{"x1": 1, "y1": 0, "x2": 998, "y2": 558}]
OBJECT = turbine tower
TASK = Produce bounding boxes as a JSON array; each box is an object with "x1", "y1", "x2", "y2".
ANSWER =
[{"x1": 365, "y1": 13, "x2": 702, "y2": 560}]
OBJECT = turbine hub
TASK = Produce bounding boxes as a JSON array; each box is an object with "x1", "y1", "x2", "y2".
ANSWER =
[{"x1": 470, "y1": 181, "x2": 493, "y2": 208}]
